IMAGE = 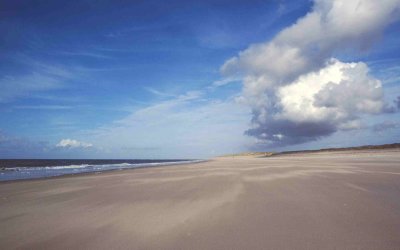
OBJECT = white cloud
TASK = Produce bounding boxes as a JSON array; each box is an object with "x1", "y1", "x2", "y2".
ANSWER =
[
  {"x1": 222, "y1": 0, "x2": 400, "y2": 82},
  {"x1": 278, "y1": 60, "x2": 384, "y2": 122},
  {"x1": 56, "y1": 139, "x2": 93, "y2": 148},
  {"x1": 221, "y1": 0, "x2": 400, "y2": 146}
]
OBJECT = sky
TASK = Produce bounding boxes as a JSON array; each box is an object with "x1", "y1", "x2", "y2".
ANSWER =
[{"x1": 0, "y1": 0, "x2": 400, "y2": 159}]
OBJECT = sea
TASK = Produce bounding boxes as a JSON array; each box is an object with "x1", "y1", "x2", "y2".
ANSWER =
[{"x1": 0, "y1": 159, "x2": 201, "y2": 182}]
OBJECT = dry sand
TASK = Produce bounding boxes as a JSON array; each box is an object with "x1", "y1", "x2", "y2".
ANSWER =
[{"x1": 1, "y1": 149, "x2": 400, "y2": 249}]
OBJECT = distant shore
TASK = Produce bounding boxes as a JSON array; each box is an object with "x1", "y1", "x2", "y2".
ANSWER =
[
  {"x1": 222, "y1": 142, "x2": 400, "y2": 157},
  {"x1": 1, "y1": 148, "x2": 400, "y2": 249}
]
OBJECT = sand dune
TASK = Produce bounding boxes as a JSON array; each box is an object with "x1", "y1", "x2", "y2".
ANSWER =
[{"x1": 1, "y1": 149, "x2": 400, "y2": 249}]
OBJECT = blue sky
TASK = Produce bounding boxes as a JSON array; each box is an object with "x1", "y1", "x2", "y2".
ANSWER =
[{"x1": 1, "y1": 0, "x2": 399, "y2": 159}]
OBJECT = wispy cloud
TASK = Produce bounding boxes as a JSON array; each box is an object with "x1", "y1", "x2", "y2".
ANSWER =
[
  {"x1": 105, "y1": 22, "x2": 175, "y2": 38},
  {"x1": 52, "y1": 51, "x2": 113, "y2": 59},
  {"x1": 144, "y1": 87, "x2": 177, "y2": 98},
  {"x1": 89, "y1": 90, "x2": 252, "y2": 158},
  {"x1": 0, "y1": 56, "x2": 75, "y2": 103},
  {"x1": 212, "y1": 77, "x2": 241, "y2": 87},
  {"x1": 0, "y1": 73, "x2": 62, "y2": 102},
  {"x1": 13, "y1": 105, "x2": 72, "y2": 110}
]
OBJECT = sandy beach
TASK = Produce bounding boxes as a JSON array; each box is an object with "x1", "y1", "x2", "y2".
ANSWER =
[{"x1": 1, "y1": 149, "x2": 400, "y2": 249}]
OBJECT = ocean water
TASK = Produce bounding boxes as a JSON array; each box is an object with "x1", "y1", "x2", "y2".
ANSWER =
[{"x1": 0, "y1": 159, "x2": 201, "y2": 181}]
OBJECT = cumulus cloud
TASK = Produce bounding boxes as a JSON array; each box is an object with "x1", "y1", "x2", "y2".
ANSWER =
[
  {"x1": 222, "y1": 0, "x2": 400, "y2": 147},
  {"x1": 56, "y1": 139, "x2": 93, "y2": 148}
]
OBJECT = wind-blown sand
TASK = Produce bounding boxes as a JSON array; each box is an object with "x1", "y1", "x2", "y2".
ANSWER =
[{"x1": 1, "y1": 149, "x2": 400, "y2": 249}]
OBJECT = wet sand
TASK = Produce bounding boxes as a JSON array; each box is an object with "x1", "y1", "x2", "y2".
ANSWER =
[{"x1": 1, "y1": 149, "x2": 400, "y2": 249}]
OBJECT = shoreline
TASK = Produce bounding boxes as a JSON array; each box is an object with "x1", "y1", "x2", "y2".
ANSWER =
[
  {"x1": 1, "y1": 149, "x2": 400, "y2": 249},
  {"x1": 0, "y1": 159, "x2": 208, "y2": 184},
  {"x1": 2, "y1": 146, "x2": 399, "y2": 183}
]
